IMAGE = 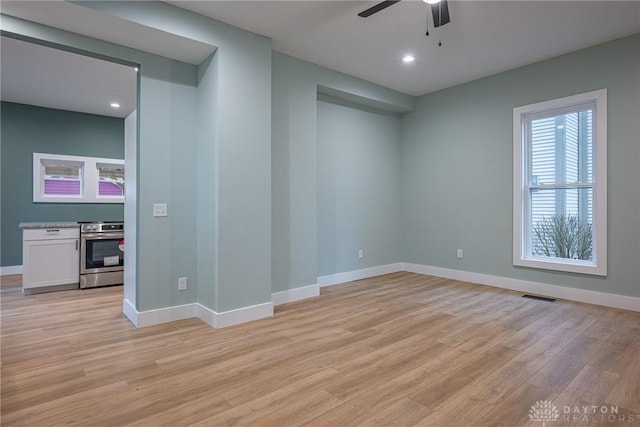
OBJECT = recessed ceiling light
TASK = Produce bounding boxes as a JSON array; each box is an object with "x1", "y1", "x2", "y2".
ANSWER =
[
  {"x1": 424, "y1": 0, "x2": 441, "y2": 4},
  {"x1": 402, "y1": 54, "x2": 416, "y2": 64},
  {"x1": 110, "y1": 102, "x2": 120, "y2": 108}
]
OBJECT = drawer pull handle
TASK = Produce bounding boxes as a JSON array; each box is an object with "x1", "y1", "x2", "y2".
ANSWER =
[{"x1": 46, "y1": 229, "x2": 60, "y2": 232}]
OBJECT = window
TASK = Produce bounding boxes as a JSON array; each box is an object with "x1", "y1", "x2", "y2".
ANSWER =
[
  {"x1": 34, "y1": 153, "x2": 124, "y2": 203},
  {"x1": 97, "y1": 164, "x2": 125, "y2": 197},
  {"x1": 43, "y1": 161, "x2": 83, "y2": 197},
  {"x1": 513, "y1": 89, "x2": 607, "y2": 276}
]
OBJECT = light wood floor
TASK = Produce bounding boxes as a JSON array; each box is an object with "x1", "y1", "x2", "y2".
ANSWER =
[
  {"x1": 1, "y1": 272, "x2": 639, "y2": 426},
  {"x1": 0, "y1": 275, "x2": 22, "y2": 289}
]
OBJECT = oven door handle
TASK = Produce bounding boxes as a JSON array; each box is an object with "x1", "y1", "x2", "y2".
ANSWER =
[{"x1": 81, "y1": 232, "x2": 124, "y2": 240}]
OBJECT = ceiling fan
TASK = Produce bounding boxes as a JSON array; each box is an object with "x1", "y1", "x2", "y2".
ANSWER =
[{"x1": 358, "y1": 0, "x2": 450, "y2": 28}]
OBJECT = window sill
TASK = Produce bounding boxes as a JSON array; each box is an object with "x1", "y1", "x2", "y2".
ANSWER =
[
  {"x1": 34, "y1": 197, "x2": 124, "y2": 204},
  {"x1": 514, "y1": 256, "x2": 607, "y2": 277}
]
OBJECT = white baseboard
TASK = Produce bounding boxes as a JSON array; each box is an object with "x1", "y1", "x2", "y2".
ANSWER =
[
  {"x1": 402, "y1": 262, "x2": 640, "y2": 312},
  {"x1": 122, "y1": 298, "x2": 139, "y2": 326},
  {"x1": 195, "y1": 303, "x2": 216, "y2": 326},
  {"x1": 318, "y1": 263, "x2": 403, "y2": 287},
  {"x1": 196, "y1": 301, "x2": 274, "y2": 328},
  {"x1": 272, "y1": 284, "x2": 320, "y2": 306},
  {"x1": 122, "y1": 262, "x2": 639, "y2": 328},
  {"x1": 0, "y1": 265, "x2": 23, "y2": 275},
  {"x1": 213, "y1": 301, "x2": 273, "y2": 328},
  {"x1": 123, "y1": 298, "x2": 274, "y2": 329},
  {"x1": 123, "y1": 298, "x2": 196, "y2": 328}
]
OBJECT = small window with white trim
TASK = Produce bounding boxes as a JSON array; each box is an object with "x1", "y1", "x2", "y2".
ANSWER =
[
  {"x1": 42, "y1": 160, "x2": 83, "y2": 197},
  {"x1": 97, "y1": 163, "x2": 125, "y2": 197},
  {"x1": 513, "y1": 89, "x2": 607, "y2": 276},
  {"x1": 34, "y1": 153, "x2": 124, "y2": 203}
]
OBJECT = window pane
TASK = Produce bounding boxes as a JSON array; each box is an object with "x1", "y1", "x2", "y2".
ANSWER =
[
  {"x1": 44, "y1": 164, "x2": 81, "y2": 196},
  {"x1": 98, "y1": 166, "x2": 124, "y2": 197},
  {"x1": 530, "y1": 110, "x2": 592, "y2": 185},
  {"x1": 530, "y1": 187, "x2": 593, "y2": 261}
]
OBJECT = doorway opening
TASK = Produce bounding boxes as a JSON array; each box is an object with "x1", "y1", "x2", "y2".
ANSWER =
[{"x1": 0, "y1": 35, "x2": 138, "y2": 302}]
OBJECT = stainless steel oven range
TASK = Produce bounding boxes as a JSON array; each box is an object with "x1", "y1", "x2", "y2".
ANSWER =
[{"x1": 79, "y1": 221, "x2": 124, "y2": 288}]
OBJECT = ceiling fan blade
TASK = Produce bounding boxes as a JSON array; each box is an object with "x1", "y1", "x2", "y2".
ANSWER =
[
  {"x1": 431, "y1": 0, "x2": 450, "y2": 27},
  {"x1": 358, "y1": 0, "x2": 401, "y2": 18}
]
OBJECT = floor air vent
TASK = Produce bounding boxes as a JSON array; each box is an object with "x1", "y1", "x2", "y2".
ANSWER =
[{"x1": 522, "y1": 294, "x2": 556, "y2": 302}]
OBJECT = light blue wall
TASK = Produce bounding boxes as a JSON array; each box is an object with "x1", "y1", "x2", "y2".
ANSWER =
[
  {"x1": 123, "y1": 110, "x2": 137, "y2": 307},
  {"x1": 271, "y1": 52, "x2": 414, "y2": 293},
  {"x1": 112, "y1": 1, "x2": 270, "y2": 313},
  {"x1": 0, "y1": 102, "x2": 125, "y2": 267},
  {"x1": 2, "y1": 14, "x2": 202, "y2": 311},
  {"x1": 7, "y1": 4, "x2": 633, "y2": 319},
  {"x1": 136, "y1": 74, "x2": 199, "y2": 310},
  {"x1": 79, "y1": 1, "x2": 274, "y2": 312},
  {"x1": 317, "y1": 99, "x2": 402, "y2": 276},
  {"x1": 2, "y1": 3, "x2": 273, "y2": 313},
  {"x1": 196, "y1": 53, "x2": 219, "y2": 310},
  {"x1": 401, "y1": 34, "x2": 640, "y2": 298},
  {"x1": 4, "y1": 5, "x2": 411, "y2": 315},
  {"x1": 272, "y1": 54, "x2": 319, "y2": 294}
]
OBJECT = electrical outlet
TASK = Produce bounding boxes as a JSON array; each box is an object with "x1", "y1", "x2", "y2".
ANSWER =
[
  {"x1": 358, "y1": 249, "x2": 364, "y2": 259},
  {"x1": 153, "y1": 203, "x2": 168, "y2": 217},
  {"x1": 456, "y1": 249, "x2": 463, "y2": 259},
  {"x1": 178, "y1": 277, "x2": 187, "y2": 290}
]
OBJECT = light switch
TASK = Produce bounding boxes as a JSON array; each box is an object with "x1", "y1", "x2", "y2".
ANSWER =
[{"x1": 153, "y1": 203, "x2": 168, "y2": 217}]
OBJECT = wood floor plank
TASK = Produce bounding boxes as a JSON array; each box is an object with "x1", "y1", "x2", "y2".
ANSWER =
[
  {"x1": 306, "y1": 365, "x2": 441, "y2": 425},
  {"x1": 478, "y1": 381, "x2": 552, "y2": 426},
  {"x1": 0, "y1": 274, "x2": 22, "y2": 288},
  {"x1": 354, "y1": 397, "x2": 431, "y2": 427},
  {"x1": 412, "y1": 393, "x2": 493, "y2": 427},
  {"x1": 551, "y1": 365, "x2": 620, "y2": 426},
  {"x1": 2, "y1": 273, "x2": 639, "y2": 426},
  {"x1": 604, "y1": 341, "x2": 640, "y2": 413},
  {"x1": 192, "y1": 368, "x2": 340, "y2": 426}
]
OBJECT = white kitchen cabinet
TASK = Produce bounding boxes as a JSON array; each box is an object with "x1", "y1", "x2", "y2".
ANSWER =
[{"x1": 22, "y1": 227, "x2": 79, "y2": 291}]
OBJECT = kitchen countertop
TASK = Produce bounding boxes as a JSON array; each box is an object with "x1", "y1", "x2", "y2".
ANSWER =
[{"x1": 19, "y1": 222, "x2": 80, "y2": 229}]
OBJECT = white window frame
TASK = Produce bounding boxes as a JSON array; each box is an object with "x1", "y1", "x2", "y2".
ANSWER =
[
  {"x1": 513, "y1": 89, "x2": 607, "y2": 276},
  {"x1": 33, "y1": 153, "x2": 124, "y2": 204},
  {"x1": 96, "y1": 162, "x2": 125, "y2": 199},
  {"x1": 38, "y1": 156, "x2": 84, "y2": 200}
]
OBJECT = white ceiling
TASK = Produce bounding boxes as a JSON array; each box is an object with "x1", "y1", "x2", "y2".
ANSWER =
[
  {"x1": 0, "y1": 0, "x2": 214, "y2": 118},
  {"x1": 1, "y1": 36, "x2": 137, "y2": 118},
  {"x1": 0, "y1": 0, "x2": 638, "y2": 117},
  {"x1": 168, "y1": 0, "x2": 640, "y2": 96}
]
